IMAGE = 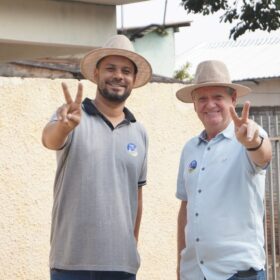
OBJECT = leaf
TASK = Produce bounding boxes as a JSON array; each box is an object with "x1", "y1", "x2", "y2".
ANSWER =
[{"x1": 181, "y1": 0, "x2": 280, "y2": 39}]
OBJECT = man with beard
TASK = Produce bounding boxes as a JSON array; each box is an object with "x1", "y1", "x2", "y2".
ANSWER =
[{"x1": 42, "y1": 35, "x2": 152, "y2": 280}]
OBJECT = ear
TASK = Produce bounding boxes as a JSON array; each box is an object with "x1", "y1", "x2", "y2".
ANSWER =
[
  {"x1": 232, "y1": 91, "x2": 237, "y2": 106},
  {"x1": 132, "y1": 73, "x2": 137, "y2": 85},
  {"x1": 191, "y1": 92, "x2": 197, "y2": 111},
  {"x1": 193, "y1": 102, "x2": 197, "y2": 112},
  {"x1": 93, "y1": 68, "x2": 99, "y2": 81}
]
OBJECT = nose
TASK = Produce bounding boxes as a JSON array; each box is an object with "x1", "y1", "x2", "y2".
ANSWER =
[
  {"x1": 205, "y1": 98, "x2": 216, "y2": 108},
  {"x1": 112, "y1": 68, "x2": 123, "y2": 80}
]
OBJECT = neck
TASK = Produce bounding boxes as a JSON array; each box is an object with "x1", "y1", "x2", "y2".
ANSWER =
[
  {"x1": 205, "y1": 131, "x2": 219, "y2": 141},
  {"x1": 93, "y1": 94, "x2": 125, "y2": 126},
  {"x1": 205, "y1": 120, "x2": 232, "y2": 141}
]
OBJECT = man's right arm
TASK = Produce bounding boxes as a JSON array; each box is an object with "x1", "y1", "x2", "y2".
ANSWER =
[
  {"x1": 42, "y1": 120, "x2": 73, "y2": 150},
  {"x1": 177, "y1": 200, "x2": 187, "y2": 280},
  {"x1": 42, "y1": 82, "x2": 83, "y2": 150}
]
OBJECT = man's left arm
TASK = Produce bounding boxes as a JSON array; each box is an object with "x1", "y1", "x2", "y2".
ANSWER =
[
  {"x1": 230, "y1": 102, "x2": 272, "y2": 167},
  {"x1": 134, "y1": 187, "x2": 143, "y2": 243},
  {"x1": 245, "y1": 133, "x2": 272, "y2": 167}
]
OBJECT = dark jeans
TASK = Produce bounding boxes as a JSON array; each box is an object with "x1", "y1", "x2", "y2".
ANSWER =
[
  {"x1": 204, "y1": 268, "x2": 265, "y2": 280},
  {"x1": 50, "y1": 269, "x2": 136, "y2": 280}
]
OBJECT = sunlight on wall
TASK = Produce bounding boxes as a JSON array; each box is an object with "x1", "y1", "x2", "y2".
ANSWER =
[{"x1": 0, "y1": 77, "x2": 202, "y2": 280}]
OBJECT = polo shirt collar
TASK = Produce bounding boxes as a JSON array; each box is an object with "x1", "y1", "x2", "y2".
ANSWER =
[
  {"x1": 198, "y1": 121, "x2": 235, "y2": 145},
  {"x1": 82, "y1": 97, "x2": 136, "y2": 123}
]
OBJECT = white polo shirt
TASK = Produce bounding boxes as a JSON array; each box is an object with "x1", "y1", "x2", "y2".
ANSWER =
[{"x1": 176, "y1": 122, "x2": 267, "y2": 280}]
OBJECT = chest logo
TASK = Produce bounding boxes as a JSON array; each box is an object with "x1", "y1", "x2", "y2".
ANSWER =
[
  {"x1": 188, "y1": 160, "x2": 197, "y2": 172},
  {"x1": 127, "y1": 143, "x2": 138, "y2": 157}
]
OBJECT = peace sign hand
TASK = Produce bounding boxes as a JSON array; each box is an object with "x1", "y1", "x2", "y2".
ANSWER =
[
  {"x1": 229, "y1": 101, "x2": 259, "y2": 148},
  {"x1": 56, "y1": 82, "x2": 83, "y2": 130}
]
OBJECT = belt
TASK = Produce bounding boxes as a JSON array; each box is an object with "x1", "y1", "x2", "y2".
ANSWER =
[
  {"x1": 236, "y1": 268, "x2": 261, "y2": 277},
  {"x1": 204, "y1": 268, "x2": 262, "y2": 279}
]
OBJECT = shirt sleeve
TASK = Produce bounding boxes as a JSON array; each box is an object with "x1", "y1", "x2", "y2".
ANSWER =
[
  {"x1": 138, "y1": 128, "x2": 148, "y2": 187},
  {"x1": 176, "y1": 147, "x2": 188, "y2": 201}
]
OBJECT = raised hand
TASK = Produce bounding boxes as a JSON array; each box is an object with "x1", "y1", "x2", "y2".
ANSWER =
[
  {"x1": 56, "y1": 82, "x2": 83, "y2": 130},
  {"x1": 229, "y1": 101, "x2": 259, "y2": 148}
]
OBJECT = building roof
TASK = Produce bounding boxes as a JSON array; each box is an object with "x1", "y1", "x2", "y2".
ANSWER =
[
  {"x1": 176, "y1": 36, "x2": 280, "y2": 82},
  {"x1": 118, "y1": 21, "x2": 191, "y2": 41},
  {"x1": 0, "y1": 59, "x2": 184, "y2": 84}
]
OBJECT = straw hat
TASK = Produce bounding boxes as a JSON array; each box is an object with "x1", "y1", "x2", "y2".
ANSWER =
[
  {"x1": 80, "y1": 35, "x2": 152, "y2": 88},
  {"x1": 176, "y1": 60, "x2": 251, "y2": 103}
]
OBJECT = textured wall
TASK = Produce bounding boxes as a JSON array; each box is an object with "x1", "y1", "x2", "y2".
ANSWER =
[
  {"x1": 0, "y1": 0, "x2": 116, "y2": 61},
  {"x1": 0, "y1": 77, "x2": 203, "y2": 280}
]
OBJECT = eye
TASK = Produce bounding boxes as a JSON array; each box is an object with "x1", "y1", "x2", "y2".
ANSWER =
[
  {"x1": 214, "y1": 95, "x2": 224, "y2": 100},
  {"x1": 106, "y1": 67, "x2": 114, "y2": 72},
  {"x1": 198, "y1": 97, "x2": 207, "y2": 102},
  {"x1": 122, "y1": 68, "x2": 132, "y2": 75}
]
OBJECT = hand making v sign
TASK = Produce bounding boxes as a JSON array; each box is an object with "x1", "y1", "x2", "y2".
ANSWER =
[
  {"x1": 56, "y1": 82, "x2": 83, "y2": 130},
  {"x1": 229, "y1": 101, "x2": 260, "y2": 149}
]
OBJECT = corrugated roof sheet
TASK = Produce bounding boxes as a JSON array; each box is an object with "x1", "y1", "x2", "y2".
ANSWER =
[{"x1": 176, "y1": 37, "x2": 280, "y2": 81}]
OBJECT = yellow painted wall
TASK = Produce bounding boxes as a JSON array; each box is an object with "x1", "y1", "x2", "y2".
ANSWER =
[{"x1": 0, "y1": 77, "x2": 203, "y2": 280}]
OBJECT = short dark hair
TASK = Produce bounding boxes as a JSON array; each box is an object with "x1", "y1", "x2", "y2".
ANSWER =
[{"x1": 96, "y1": 56, "x2": 138, "y2": 75}]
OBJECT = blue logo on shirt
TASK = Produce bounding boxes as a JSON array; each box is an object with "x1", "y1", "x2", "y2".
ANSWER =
[
  {"x1": 188, "y1": 160, "x2": 197, "y2": 172},
  {"x1": 127, "y1": 143, "x2": 138, "y2": 157}
]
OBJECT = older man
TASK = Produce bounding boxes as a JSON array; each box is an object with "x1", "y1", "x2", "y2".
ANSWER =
[
  {"x1": 42, "y1": 35, "x2": 152, "y2": 280},
  {"x1": 176, "y1": 60, "x2": 272, "y2": 280}
]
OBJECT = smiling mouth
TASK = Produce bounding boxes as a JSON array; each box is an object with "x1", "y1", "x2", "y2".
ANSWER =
[
  {"x1": 108, "y1": 82, "x2": 125, "y2": 88},
  {"x1": 206, "y1": 109, "x2": 221, "y2": 114}
]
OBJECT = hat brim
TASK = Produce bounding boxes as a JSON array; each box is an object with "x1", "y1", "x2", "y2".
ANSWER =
[
  {"x1": 176, "y1": 82, "x2": 251, "y2": 103},
  {"x1": 80, "y1": 48, "x2": 152, "y2": 88}
]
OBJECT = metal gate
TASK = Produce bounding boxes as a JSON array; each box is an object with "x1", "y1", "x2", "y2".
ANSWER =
[{"x1": 247, "y1": 106, "x2": 280, "y2": 280}]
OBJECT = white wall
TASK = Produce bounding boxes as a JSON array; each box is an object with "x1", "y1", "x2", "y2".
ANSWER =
[
  {"x1": 0, "y1": 0, "x2": 116, "y2": 61},
  {"x1": 0, "y1": 77, "x2": 202, "y2": 280}
]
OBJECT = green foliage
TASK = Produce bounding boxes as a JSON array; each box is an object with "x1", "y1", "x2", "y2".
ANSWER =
[
  {"x1": 181, "y1": 0, "x2": 280, "y2": 40},
  {"x1": 156, "y1": 27, "x2": 169, "y2": 36},
  {"x1": 173, "y1": 62, "x2": 192, "y2": 81}
]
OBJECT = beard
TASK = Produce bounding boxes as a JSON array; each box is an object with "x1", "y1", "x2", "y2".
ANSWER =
[{"x1": 97, "y1": 84, "x2": 131, "y2": 103}]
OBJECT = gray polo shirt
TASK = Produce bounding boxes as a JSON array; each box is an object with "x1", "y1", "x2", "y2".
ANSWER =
[{"x1": 49, "y1": 98, "x2": 148, "y2": 274}]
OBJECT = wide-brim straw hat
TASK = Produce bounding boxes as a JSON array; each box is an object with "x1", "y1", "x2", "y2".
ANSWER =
[
  {"x1": 80, "y1": 35, "x2": 152, "y2": 88},
  {"x1": 176, "y1": 60, "x2": 251, "y2": 103}
]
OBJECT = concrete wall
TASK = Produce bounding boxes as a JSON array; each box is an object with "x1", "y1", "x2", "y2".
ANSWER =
[
  {"x1": 0, "y1": 0, "x2": 116, "y2": 61},
  {"x1": 240, "y1": 79, "x2": 280, "y2": 107},
  {"x1": 0, "y1": 77, "x2": 202, "y2": 280}
]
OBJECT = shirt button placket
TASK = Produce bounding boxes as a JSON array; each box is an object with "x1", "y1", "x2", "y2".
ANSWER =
[
  {"x1": 195, "y1": 147, "x2": 207, "y2": 268},
  {"x1": 197, "y1": 147, "x2": 208, "y2": 272}
]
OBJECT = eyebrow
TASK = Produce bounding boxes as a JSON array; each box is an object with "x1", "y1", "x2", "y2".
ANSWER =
[
  {"x1": 96, "y1": 58, "x2": 138, "y2": 74},
  {"x1": 106, "y1": 64, "x2": 131, "y2": 68}
]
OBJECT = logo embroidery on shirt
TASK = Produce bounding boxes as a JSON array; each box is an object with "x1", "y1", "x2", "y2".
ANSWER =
[
  {"x1": 127, "y1": 143, "x2": 138, "y2": 157},
  {"x1": 188, "y1": 160, "x2": 197, "y2": 172}
]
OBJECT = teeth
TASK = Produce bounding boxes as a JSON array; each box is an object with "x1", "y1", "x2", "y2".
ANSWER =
[
  {"x1": 207, "y1": 111, "x2": 219, "y2": 114},
  {"x1": 111, "y1": 84, "x2": 123, "y2": 87}
]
